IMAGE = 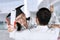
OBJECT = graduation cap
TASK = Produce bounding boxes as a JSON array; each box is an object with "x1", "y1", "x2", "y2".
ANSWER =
[
  {"x1": 15, "y1": 5, "x2": 24, "y2": 31},
  {"x1": 15, "y1": 5, "x2": 24, "y2": 17},
  {"x1": 15, "y1": 5, "x2": 31, "y2": 20},
  {"x1": 6, "y1": 13, "x2": 11, "y2": 18}
]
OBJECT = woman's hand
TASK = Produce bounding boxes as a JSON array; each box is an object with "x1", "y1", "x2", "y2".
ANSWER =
[{"x1": 7, "y1": 25, "x2": 15, "y2": 32}]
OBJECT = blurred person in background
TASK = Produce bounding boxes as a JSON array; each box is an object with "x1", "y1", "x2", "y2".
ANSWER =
[
  {"x1": 48, "y1": 5, "x2": 60, "y2": 28},
  {"x1": 49, "y1": 5, "x2": 59, "y2": 24}
]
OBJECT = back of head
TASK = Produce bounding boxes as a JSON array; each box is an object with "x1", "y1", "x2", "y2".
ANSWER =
[{"x1": 36, "y1": 7, "x2": 51, "y2": 25}]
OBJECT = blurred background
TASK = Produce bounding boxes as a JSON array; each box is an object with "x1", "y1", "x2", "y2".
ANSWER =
[{"x1": 0, "y1": 0, "x2": 60, "y2": 40}]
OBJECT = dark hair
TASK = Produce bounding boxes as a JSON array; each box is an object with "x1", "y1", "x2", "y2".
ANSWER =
[
  {"x1": 26, "y1": 17, "x2": 30, "y2": 20},
  {"x1": 36, "y1": 7, "x2": 51, "y2": 25},
  {"x1": 16, "y1": 22, "x2": 22, "y2": 31}
]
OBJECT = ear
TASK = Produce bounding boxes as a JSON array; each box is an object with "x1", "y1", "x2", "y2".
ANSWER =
[{"x1": 36, "y1": 17, "x2": 39, "y2": 25}]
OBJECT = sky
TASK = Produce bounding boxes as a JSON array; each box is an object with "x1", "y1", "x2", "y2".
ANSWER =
[
  {"x1": 0, "y1": 0, "x2": 39, "y2": 13},
  {"x1": 0, "y1": 0, "x2": 60, "y2": 13},
  {"x1": 0, "y1": 0, "x2": 39, "y2": 21}
]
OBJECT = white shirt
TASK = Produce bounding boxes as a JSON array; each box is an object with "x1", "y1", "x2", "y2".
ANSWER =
[{"x1": 10, "y1": 25, "x2": 59, "y2": 40}]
